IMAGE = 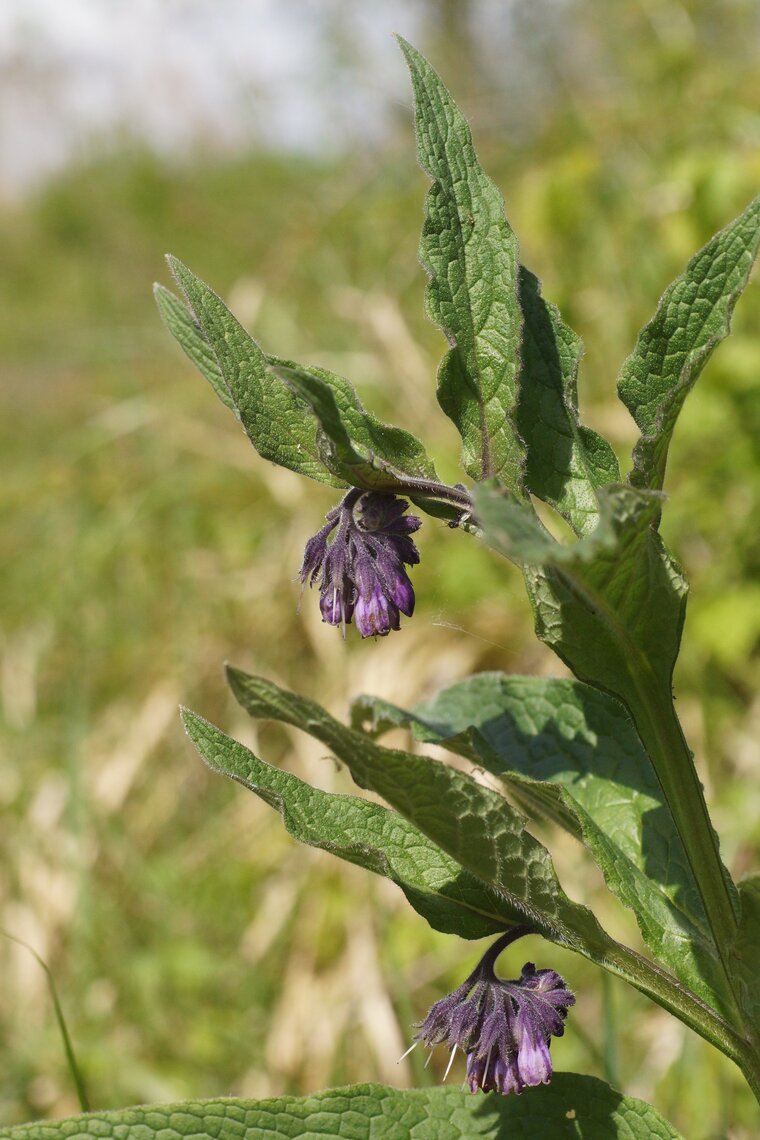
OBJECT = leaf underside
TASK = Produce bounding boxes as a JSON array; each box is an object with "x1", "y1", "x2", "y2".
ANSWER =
[
  {"x1": 182, "y1": 708, "x2": 511, "y2": 940},
  {"x1": 516, "y1": 266, "x2": 620, "y2": 536},
  {"x1": 221, "y1": 668, "x2": 642, "y2": 969},
  {"x1": 353, "y1": 673, "x2": 726, "y2": 1008}
]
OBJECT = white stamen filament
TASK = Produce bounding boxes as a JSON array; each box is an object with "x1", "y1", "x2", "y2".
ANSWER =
[
  {"x1": 482, "y1": 1046, "x2": 494, "y2": 1089},
  {"x1": 443, "y1": 1045, "x2": 458, "y2": 1081},
  {"x1": 397, "y1": 1040, "x2": 418, "y2": 1063}
]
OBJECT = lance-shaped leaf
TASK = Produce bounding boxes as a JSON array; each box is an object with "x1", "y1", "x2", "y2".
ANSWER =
[
  {"x1": 618, "y1": 195, "x2": 760, "y2": 494},
  {"x1": 223, "y1": 668, "x2": 745, "y2": 1055},
  {"x1": 182, "y1": 709, "x2": 509, "y2": 940},
  {"x1": 270, "y1": 359, "x2": 438, "y2": 482},
  {"x1": 0, "y1": 1078, "x2": 684, "y2": 1140},
  {"x1": 154, "y1": 282, "x2": 237, "y2": 415},
  {"x1": 516, "y1": 267, "x2": 620, "y2": 536},
  {"x1": 271, "y1": 363, "x2": 467, "y2": 520},
  {"x1": 225, "y1": 667, "x2": 637, "y2": 961},
  {"x1": 160, "y1": 260, "x2": 465, "y2": 518},
  {"x1": 167, "y1": 255, "x2": 345, "y2": 487},
  {"x1": 353, "y1": 674, "x2": 726, "y2": 1010},
  {"x1": 400, "y1": 37, "x2": 526, "y2": 489}
]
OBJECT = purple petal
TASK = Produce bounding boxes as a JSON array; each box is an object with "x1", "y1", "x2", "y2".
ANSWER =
[
  {"x1": 390, "y1": 571, "x2": 415, "y2": 617},
  {"x1": 355, "y1": 587, "x2": 399, "y2": 637},
  {"x1": 320, "y1": 588, "x2": 354, "y2": 626},
  {"x1": 515, "y1": 1008, "x2": 553, "y2": 1086}
]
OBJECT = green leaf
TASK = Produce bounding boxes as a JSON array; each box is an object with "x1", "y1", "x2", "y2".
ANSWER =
[
  {"x1": 181, "y1": 709, "x2": 510, "y2": 940},
  {"x1": 516, "y1": 267, "x2": 620, "y2": 536},
  {"x1": 353, "y1": 674, "x2": 725, "y2": 1009},
  {"x1": 271, "y1": 363, "x2": 463, "y2": 518},
  {"x1": 475, "y1": 483, "x2": 681, "y2": 699},
  {"x1": 153, "y1": 283, "x2": 236, "y2": 415},
  {"x1": 0, "y1": 1077, "x2": 683, "y2": 1140},
  {"x1": 269, "y1": 359, "x2": 439, "y2": 483},
  {"x1": 399, "y1": 37, "x2": 525, "y2": 489},
  {"x1": 167, "y1": 255, "x2": 345, "y2": 487},
  {"x1": 618, "y1": 195, "x2": 760, "y2": 494},
  {"x1": 160, "y1": 260, "x2": 465, "y2": 516},
  {"x1": 214, "y1": 670, "x2": 741, "y2": 1057},
  {"x1": 225, "y1": 668, "x2": 639, "y2": 964}
]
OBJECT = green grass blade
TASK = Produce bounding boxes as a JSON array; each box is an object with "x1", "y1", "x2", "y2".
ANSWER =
[{"x1": 1, "y1": 931, "x2": 90, "y2": 1114}]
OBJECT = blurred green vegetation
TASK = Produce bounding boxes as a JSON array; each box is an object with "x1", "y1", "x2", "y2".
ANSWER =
[{"x1": 1, "y1": 3, "x2": 760, "y2": 1137}]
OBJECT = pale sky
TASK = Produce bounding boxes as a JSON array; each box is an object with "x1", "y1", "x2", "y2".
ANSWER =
[{"x1": 0, "y1": 0, "x2": 430, "y2": 194}]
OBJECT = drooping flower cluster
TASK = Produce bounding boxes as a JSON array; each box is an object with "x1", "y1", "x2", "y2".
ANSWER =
[
  {"x1": 299, "y1": 489, "x2": 422, "y2": 638},
  {"x1": 415, "y1": 929, "x2": 574, "y2": 1096}
]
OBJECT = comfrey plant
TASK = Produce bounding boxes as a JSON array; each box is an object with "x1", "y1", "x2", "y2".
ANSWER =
[
  {"x1": 90, "y1": 35, "x2": 754, "y2": 1140},
  {"x1": 148, "y1": 40, "x2": 760, "y2": 1137}
]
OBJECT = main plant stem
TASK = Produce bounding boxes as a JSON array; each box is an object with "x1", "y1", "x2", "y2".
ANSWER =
[
  {"x1": 630, "y1": 676, "x2": 739, "y2": 1004},
  {"x1": 604, "y1": 938, "x2": 760, "y2": 1105},
  {"x1": 628, "y1": 672, "x2": 760, "y2": 1106}
]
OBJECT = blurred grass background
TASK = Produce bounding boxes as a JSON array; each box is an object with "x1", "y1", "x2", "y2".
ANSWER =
[{"x1": 1, "y1": 2, "x2": 760, "y2": 1136}]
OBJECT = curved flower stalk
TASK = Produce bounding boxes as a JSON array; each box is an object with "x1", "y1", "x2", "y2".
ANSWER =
[
  {"x1": 413, "y1": 927, "x2": 575, "y2": 1095},
  {"x1": 299, "y1": 489, "x2": 422, "y2": 637}
]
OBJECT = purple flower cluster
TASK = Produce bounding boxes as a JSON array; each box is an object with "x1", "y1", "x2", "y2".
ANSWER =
[
  {"x1": 299, "y1": 489, "x2": 422, "y2": 638},
  {"x1": 415, "y1": 930, "x2": 574, "y2": 1095}
]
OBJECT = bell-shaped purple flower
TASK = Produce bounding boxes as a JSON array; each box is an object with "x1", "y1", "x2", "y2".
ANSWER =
[
  {"x1": 298, "y1": 489, "x2": 421, "y2": 638},
  {"x1": 414, "y1": 927, "x2": 574, "y2": 1097}
]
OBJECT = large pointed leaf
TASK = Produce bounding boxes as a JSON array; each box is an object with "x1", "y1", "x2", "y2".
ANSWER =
[
  {"x1": 269, "y1": 360, "x2": 439, "y2": 483},
  {"x1": 167, "y1": 256, "x2": 345, "y2": 487},
  {"x1": 225, "y1": 667, "x2": 618, "y2": 958},
  {"x1": 0, "y1": 1077, "x2": 683, "y2": 1140},
  {"x1": 400, "y1": 37, "x2": 525, "y2": 489},
  {"x1": 154, "y1": 282, "x2": 236, "y2": 414},
  {"x1": 353, "y1": 674, "x2": 725, "y2": 1009},
  {"x1": 618, "y1": 195, "x2": 760, "y2": 494},
  {"x1": 182, "y1": 709, "x2": 507, "y2": 940},
  {"x1": 161, "y1": 260, "x2": 465, "y2": 517},
  {"x1": 210, "y1": 671, "x2": 744, "y2": 1058},
  {"x1": 516, "y1": 267, "x2": 619, "y2": 536},
  {"x1": 271, "y1": 363, "x2": 468, "y2": 520}
]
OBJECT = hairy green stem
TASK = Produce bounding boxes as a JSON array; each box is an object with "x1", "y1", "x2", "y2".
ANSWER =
[
  {"x1": 603, "y1": 938, "x2": 760, "y2": 1103},
  {"x1": 624, "y1": 676, "x2": 760, "y2": 1106},
  {"x1": 629, "y1": 677, "x2": 740, "y2": 1013},
  {"x1": 401, "y1": 476, "x2": 473, "y2": 513}
]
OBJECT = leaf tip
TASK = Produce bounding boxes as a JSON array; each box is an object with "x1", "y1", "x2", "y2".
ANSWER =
[
  {"x1": 165, "y1": 253, "x2": 189, "y2": 288},
  {"x1": 225, "y1": 664, "x2": 251, "y2": 706}
]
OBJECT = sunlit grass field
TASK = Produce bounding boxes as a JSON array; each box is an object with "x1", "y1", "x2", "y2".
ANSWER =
[{"x1": 2, "y1": 21, "x2": 760, "y2": 1135}]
